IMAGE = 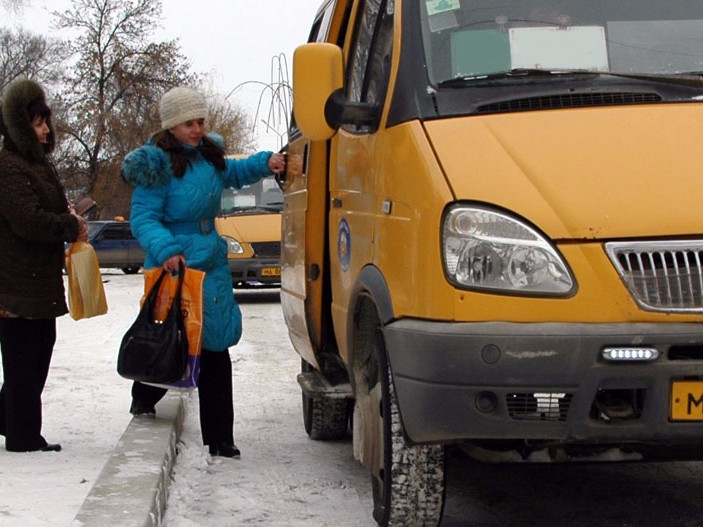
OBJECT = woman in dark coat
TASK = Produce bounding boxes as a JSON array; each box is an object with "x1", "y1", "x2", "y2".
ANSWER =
[{"x1": 0, "y1": 78, "x2": 88, "y2": 452}]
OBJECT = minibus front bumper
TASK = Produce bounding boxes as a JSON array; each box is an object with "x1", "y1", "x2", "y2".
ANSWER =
[
  {"x1": 383, "y1": 319, "x2": 703, "y2": 448},
  {"x1": 227, "y1": 257, "x2": 281, "y2": 287}
]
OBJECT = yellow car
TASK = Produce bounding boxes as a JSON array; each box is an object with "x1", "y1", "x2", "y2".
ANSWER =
[{"x1": 216, "y1": 175, "x2": 282, "y2": 288}]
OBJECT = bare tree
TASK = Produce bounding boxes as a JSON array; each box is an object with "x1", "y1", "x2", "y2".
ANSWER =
[
  {"x1": 1, "y1": 0, "x2": 24, "y2": 14},
  {"x1": 51, "y1": 0, "x2": 195, "y2": 206},
  {"x1": 1, "y1": 0, "x2": 259, "y2": 218},
  {"x1": 207, "y1": 95, "x2": 256, "y2": 155},
  {"x1": 0, "y1": 28, "x2": 64, "y2": 92}
]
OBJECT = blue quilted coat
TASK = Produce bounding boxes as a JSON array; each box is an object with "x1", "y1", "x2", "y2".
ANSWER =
[{"x1": 121, "y1": 133, "x2": 272, "y2": 351}]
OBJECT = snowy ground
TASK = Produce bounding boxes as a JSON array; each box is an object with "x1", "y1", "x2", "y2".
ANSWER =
[
  {"x1": 0, "y1": 270, "x2": 138, "y2": 526},
  {"x1": 0, "y1": 272, "x2": 373, "y2": 526},
  {"x1": 5, "y1": 272, "x2": 703, "y2": 527},
  {"x1": 164, "y1": 290, "x2": 373, "y2": 526}
]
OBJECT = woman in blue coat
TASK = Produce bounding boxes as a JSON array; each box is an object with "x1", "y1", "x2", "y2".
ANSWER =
[{"x1": 121, "y1": 86, "x2": 285, "y2": 458}]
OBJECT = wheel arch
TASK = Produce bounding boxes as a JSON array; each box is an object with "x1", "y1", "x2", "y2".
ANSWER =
[
  {"x1": 346, "y1": 264, "x2": 394, "y2": 398},
  {"x1": 348, "y1": 264, "x2": 395, "y2": 327}
]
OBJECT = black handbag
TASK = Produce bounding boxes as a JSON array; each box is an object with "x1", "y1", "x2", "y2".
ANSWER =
[{"x1": 117, "y1": 265, "x2": 188, "y2": 383}]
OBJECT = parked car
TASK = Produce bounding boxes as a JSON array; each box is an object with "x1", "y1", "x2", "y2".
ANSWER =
[{"x1": 87, "y1": 220, "x2": 145, "y2": 274}]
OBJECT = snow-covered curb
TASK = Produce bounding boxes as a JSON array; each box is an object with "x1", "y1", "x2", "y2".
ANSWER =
[{"x1": 73, "y1": 393, "x2": 185, "y2": 526}]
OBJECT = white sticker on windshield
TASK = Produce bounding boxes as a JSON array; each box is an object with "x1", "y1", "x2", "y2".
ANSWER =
[
  {"x1": 426, "y1": 0, "x2": 460, "y2": 16},
  {"x1": 509, "y1": 26, "x2": 609, "y2": 72}
]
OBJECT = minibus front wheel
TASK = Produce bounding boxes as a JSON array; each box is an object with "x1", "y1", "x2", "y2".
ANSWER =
[{"x1": 352, "y1": 299, "x2": 445, "y2": 526}]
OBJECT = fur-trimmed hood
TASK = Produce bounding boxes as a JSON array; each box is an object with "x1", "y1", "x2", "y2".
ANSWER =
[
  {"x1": 121, "y1": 132, "x2": 226, "y2": 188},
  {"x1": 0, "y1": 78, "x2": 55, "y2": 162}
]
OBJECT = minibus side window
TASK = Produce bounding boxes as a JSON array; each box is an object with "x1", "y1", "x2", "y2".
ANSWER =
[
  {"x1": 345, "y1": 0, "x2": 394, "y2": 133},
  {"x1": 308, "y1": 0, "x2": 336, "y2": 43}
]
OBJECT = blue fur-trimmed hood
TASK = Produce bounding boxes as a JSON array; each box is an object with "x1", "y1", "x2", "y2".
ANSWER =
[{"x1": 121, "y1": 132, "x2": 226, "y2": 188}]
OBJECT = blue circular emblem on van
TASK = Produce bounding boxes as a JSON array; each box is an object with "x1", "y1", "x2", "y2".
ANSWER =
[{"x1": 338, "y1": 219, "x2": 351, "y2": 272}]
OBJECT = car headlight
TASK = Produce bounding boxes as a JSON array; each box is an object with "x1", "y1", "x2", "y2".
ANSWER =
[
  {"x1": 442, "y1": 205, "x2": 575, "y2": 296},
  {"x1": 221, "y1": 235, "x2": 244, "y2": 254}
]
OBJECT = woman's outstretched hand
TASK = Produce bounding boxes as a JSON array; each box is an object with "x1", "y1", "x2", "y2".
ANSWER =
[{"x1": 268, "y1": 153, "x2": 286, "y2": 175}]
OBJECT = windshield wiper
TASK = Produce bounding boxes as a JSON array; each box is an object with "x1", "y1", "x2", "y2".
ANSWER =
[
  {"x1": 438, "y1": 68, "x2": 588, "y2": 87},
  {"x1": 602, "y1": 71, "x2": 703, "y2": 88},
  {"x1": 220, "y1": 205, "x2": 281, "y2": 217},
  {"x1": 438, "y1": 69, "x2": 703, "y2": 89}
]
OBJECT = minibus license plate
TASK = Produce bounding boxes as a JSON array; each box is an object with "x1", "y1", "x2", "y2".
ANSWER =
[
  {"x1": 261, "y1": 267, "x2": 281, "y2": 277},
  {"x1": 670, "y1": 381, "x2": 703, "y2": 420}
]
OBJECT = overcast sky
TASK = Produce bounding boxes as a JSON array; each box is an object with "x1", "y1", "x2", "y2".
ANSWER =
[{"x1": 2, "y1": 0, "x2": 323, "y2": 150}]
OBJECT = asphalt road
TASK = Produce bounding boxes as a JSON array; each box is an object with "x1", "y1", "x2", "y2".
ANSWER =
[{"x1": 442, "y1": 449, "x2": 703, "y2": 526}]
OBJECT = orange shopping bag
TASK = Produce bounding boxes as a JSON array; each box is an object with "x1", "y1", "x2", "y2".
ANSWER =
[
  {"x1": 141, "y1": 265, "x2": 205, "y2": 390},
  {"x1": 65, "y1": 241, "x2": 108, "y2": 320}
]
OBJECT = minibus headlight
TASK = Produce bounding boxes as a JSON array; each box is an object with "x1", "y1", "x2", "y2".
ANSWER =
[
  {"x1": 221, "y1": 235, "x2": 244, "y2": 255},
  {"x1": 442, "y1": 206, "x2": 575, "y2": 295}
]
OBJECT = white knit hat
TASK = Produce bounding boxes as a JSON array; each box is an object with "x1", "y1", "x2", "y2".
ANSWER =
[{"x1": 159, "y1": 86, "x2": 208, "y2": 130}]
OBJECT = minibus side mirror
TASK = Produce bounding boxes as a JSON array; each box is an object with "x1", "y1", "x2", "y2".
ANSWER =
[
  {"x1": 293, "y1": 43, "x2": 377, "y2": 141},
  {"x1": 324, "y1": 89, "x2": 378, "y2": 131},
  {"x1": 294, "y1": 43, "x2": 342, "y2": 141}
]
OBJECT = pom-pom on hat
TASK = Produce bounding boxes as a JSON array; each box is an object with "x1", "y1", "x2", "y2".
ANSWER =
[{"x1": 159, "y1": 86, "x2": 207, "y2": 130}]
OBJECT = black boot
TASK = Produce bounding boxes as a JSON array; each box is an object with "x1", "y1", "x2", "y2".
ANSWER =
[
  {"x1": 7, "y1": 442, "x2": 61, "y2": 453},
  {"x1": 208, "y1": 442, "x2": 240, "y2": 458},
  {"x1": 130, "y1": 404, "x2": 156, "y2": 418}
]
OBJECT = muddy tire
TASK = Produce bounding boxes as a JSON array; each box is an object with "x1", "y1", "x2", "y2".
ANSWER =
[
  {"x1": 371, "y1": 333, "x2": 445, "y2": 526},
  {"x1": 302, "y1": 361, "x2": 350, "y2": 440}
]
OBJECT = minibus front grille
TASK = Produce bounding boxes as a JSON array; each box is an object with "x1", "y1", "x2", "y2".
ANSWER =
[
  {"x1": 477, "y1": 92, "x2": 661, "y2": 114},
  {"x1": 252, "y1": 242, "x2": 281, "y2": 258},
  {"x1": 606, "y1": 241, "x2": 703, "y2": 313},
  {"x1": 507, "y1": 392, "x2": 572, "y2": 421}
]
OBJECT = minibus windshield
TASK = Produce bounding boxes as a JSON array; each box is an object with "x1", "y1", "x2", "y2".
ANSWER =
[
  {"x1": 420, "y1": 1, "x2": 703, "y2": 85},
  {"x1": 220, "y1": 176, "x2": 283, "y2": 216}
]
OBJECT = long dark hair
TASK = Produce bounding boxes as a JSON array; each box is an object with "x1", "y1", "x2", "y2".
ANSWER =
[{"x1": 151, "y1": 130, "x2": 226, "y2": 178}]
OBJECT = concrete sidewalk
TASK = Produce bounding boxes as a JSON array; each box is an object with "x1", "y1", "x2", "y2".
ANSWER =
[{"x1": 72, "y1": 392, "x2": 186, "y2": 527}]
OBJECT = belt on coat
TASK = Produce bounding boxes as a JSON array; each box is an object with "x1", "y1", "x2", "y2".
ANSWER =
[{"x1": 165, "y1": 218, "x2": 215, "y2": 235}]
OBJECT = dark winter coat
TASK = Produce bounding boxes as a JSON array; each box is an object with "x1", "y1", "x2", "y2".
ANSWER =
[
  {"x1": 0, "y1": 79, "x2": 80, "y2": 318},
  {"x1": 122, "y1": 134, "x2": 272, "y2": 351}
]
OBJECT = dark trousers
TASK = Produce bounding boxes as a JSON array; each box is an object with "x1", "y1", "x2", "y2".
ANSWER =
[
  {"x1": 0, "y1": 317, "x2": 56, "y2": 451},
  {"x1": 131, "y1": 348, "x2": 234, "y2": 446}
]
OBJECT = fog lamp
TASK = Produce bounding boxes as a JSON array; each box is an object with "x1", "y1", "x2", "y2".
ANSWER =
[{"x1": 601, "y1": 347, "x2": 659, "y2": 362}]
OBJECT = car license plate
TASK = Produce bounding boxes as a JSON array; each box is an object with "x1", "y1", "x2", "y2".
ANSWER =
[
  {"x1": 261, "y1": 267, "x2": 281, "y2": 277},
  {"x1": 670, "y1": 381, "x2": 703, "y2": 420}
]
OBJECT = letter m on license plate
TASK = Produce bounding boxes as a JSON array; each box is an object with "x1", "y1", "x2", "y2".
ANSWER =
[{"x1": 670, "y1": 381, "x2": 703, "y2": 420}]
